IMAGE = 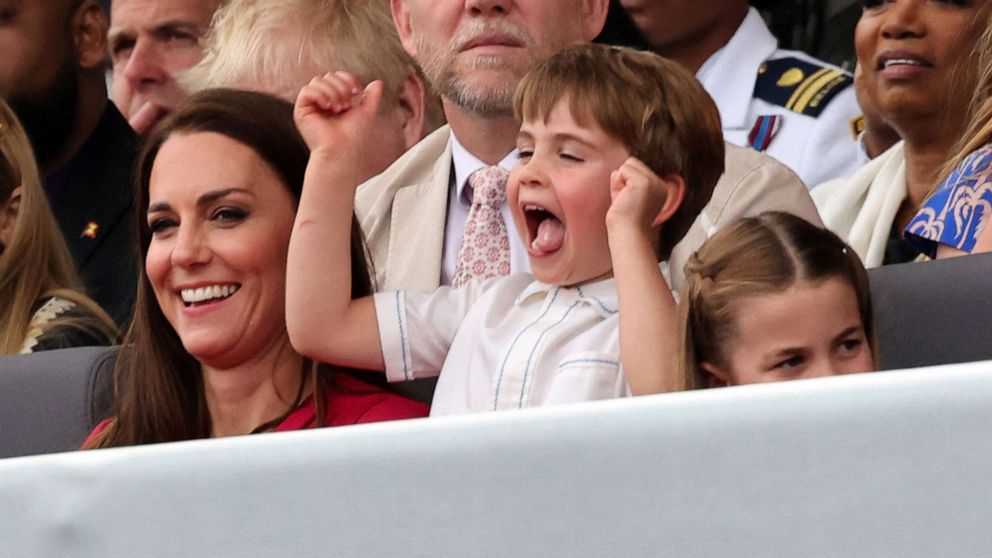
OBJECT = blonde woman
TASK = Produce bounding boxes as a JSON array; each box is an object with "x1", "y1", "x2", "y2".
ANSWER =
[{"x1": 0, "y1": 100, "x2": 117, "y2": 355}]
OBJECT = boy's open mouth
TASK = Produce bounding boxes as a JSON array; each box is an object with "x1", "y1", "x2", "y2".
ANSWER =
[{"x1": 523, "y1": 204, "x2": 565, "y2": 256}]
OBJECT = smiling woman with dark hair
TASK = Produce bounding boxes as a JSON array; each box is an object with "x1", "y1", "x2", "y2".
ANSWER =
[
  {"x1": 813, "y1": 0, "x2": 992, "y2": 267},
  {"x1": 84, "y1": 89, "x2": 426, "y2": 448}
]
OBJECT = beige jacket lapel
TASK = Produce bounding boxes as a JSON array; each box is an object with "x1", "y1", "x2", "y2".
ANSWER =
[
  {"x1": 668, "y1": 143, "x2": 821, "y2": 290},
  {"x1": 355, "y1": 125, "x2": 454, "y2": 291}
]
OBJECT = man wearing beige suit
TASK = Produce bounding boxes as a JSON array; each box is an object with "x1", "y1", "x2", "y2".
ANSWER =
[{"x1": 357, "y1": 0, "x2": 822, "y2": 293}]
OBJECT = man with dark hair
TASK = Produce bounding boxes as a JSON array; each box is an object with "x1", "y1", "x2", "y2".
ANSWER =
[{"x1": 0, "y1": 0, "x2": 137, "y2": 326}]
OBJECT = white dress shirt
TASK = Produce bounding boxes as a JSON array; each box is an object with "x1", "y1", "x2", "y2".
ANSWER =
[
  {"x1": 441, "y1": 134, "x2": 527, "y2": 285},
  {"x1": 373, "y1": 273, "x2": 629, "y2": 416},
  {"x1": 696, "y1": 7, "x2": 862, "y2": 189}
]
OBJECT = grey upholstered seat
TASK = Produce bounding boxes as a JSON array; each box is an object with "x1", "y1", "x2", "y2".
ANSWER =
[
  {"x1": 0, "y1": 254, "x2": 989, "y2": 459},
  {"x1": 868, "y1": 253, "x2": 992, "y2": 370},
  {"x1": 0, "y1": 346, "x2": 117, "y2": 458}
]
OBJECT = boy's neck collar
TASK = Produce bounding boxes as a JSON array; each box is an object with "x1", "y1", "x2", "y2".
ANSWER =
[{"x1": 514, "y1": 273, "x2": 620, "y2": 317}]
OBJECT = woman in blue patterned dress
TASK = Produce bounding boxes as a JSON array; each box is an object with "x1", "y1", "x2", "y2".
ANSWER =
[{"x1": 905, "y1": 145, "x2": 992, "y2": 257}]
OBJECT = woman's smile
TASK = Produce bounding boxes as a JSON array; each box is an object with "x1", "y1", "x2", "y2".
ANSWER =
[{"x1": 145, "y1": 131, "x2": 298, "y2": 369}]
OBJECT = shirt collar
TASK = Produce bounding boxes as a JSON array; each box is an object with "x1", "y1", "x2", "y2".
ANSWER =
[
  {"x1": 513, "y1": 261, "x2": 673, "y2": 316},
  {"x1": 513, "y1": 274, "x2": 619, "y2": 318},
  {"x1": 575, "y1": 277, "x2": 619, "y2": 317},
  {"x1": 696, "y1": 7, "x2": 778, "y2": 129},
  {"x1": 450, "y1": 132, "x2": 519, "y2": 205},
  {"x1": 514, "y1": 279, "x2": 556, "y2": 305}
]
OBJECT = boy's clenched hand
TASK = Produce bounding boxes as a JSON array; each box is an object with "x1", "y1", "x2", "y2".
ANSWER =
[
  {"x1": 606, "y1": 157, "x2": 670, "y2": 239},
  {"x1": 294, "y1": 71, "x2": 384, "y2": 159}
]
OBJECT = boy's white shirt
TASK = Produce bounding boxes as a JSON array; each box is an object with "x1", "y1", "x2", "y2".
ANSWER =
[{"x1": 373, "y1": 272, "x2": 638, "y2": 416}]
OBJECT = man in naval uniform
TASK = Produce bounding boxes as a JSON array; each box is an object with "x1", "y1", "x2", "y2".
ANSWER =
[{"x1": 621, "y1": 0, "x2": 864, "y2": 188}]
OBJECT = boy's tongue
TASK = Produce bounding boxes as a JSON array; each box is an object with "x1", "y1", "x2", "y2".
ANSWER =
[{"x1": 532, "y1": 215, "x2": 565, "y2": 253}]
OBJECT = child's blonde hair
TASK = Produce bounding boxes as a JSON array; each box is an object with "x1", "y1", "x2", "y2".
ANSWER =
[
  {"x1": 513, "y1": 43, "x2": 724, "y2": 259},
  {"x1": 0, "y1": 100, "x2": 117, "y2": 355},
  {"x1": 677, "y1": 211, "x2": 877, "y2": 390}
]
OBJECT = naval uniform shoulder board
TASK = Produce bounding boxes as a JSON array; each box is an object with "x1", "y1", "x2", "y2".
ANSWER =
[{"x1": 754, "y1": 57, "x2": 853, "y2": 118}]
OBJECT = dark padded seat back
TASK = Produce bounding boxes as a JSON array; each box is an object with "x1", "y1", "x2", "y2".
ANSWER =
[
  {"x1": 1, "y1": 256, "x2": 988, "y2": 457},
  {"x1": 869, "y1": 253, "x2": 992, "y2": 370},
  {"x1": 0, "y1": 346, "x2": 118, "y2": 458}
]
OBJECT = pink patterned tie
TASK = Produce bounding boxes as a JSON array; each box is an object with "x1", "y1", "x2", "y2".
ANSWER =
[{"x1": 452, "y1": 166, "x2": 511, "y2": 287}]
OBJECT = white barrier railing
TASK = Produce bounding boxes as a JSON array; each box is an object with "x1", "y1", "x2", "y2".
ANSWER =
[{"x1": 2, "y1": 361, "x2": 991, "y2": 557}]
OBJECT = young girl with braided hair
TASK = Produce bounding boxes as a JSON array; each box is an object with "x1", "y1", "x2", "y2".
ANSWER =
[{"x1": 675, "y1": 211, "x2": 877, "y2": 390}]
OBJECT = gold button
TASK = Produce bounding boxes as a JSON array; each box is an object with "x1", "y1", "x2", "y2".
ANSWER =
[{"x1": 777, "y1": 67, "x2": 804, "y2": 87}]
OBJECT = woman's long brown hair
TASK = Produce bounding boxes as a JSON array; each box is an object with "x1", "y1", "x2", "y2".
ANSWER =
[{"x1": 86, "y1": 89, "x2": 373, "y2": 447}]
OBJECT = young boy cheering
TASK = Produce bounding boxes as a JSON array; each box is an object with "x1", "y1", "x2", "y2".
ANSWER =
[{"x1": 287, "y1": 44, "x2": 725, "y2": 415}]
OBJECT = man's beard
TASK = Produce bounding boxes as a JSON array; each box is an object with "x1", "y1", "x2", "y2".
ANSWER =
[
  {"x1": 415, "y1": 20, "x2": 534, "y2": 118},
  {"x1": 6, "y1": 55, "x2": 80, "y2": 171}
]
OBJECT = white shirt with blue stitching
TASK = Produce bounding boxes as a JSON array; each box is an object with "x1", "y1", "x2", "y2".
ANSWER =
[{"x1": 373, "y1": 273, "x2": 630, "y2": 416}]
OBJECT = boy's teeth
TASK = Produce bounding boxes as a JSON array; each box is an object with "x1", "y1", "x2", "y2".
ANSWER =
[{"x1": 180, "y1": 284, "x2": 240, "y2": 304}]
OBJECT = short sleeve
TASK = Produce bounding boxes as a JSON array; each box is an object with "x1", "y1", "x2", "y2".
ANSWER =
[
  {"x1": 372, "y1": 279, "x2": 495, "y2": 383},
  {"x1": 19, "y1": 297, "x2": 116, "y2": 354},
  {"x1": 31, "y1": 322, "x2": 116, "y2": 353},
  {"x1": 905, "y1": 144, "x2": 992, "y2": 257}
]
